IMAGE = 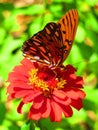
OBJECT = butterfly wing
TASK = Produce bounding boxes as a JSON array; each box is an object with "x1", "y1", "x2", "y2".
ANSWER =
[
  {"x1": 22, "y1": 22, "x2": 63, "y2": 66},
  {"x1": 22, "y1": 9, "x2": 78, "y2": 67},
  {"x1": 57, "y1": 9, "x2": 78, "y2": 63}
]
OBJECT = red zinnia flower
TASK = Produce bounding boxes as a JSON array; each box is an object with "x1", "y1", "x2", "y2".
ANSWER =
[{"x1": 7, "y1": 58, "x2": 86, "y2": 122}]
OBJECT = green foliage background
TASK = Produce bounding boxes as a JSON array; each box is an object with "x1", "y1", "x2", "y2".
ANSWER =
[{"x1": 0, "y1": 0, "x2": 98, "y2": 130}]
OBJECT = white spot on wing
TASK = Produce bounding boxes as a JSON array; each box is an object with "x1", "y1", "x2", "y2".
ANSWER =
[
  {"x1": 69, "y1": 41, "x2": 71, "y2": 45},
  {"x1": 27, "y1": 57, "x2": 30, "y2": 60},
  {"x1": 44, "y1": 60, "x2": 50, "y2": 64},
  {"x1": 33, "y1": 56, "x2": 40, "y2": 60}
]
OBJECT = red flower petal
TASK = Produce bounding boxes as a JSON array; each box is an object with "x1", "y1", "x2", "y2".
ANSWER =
[
  {"x1": 29, "y1": 98, "x2": 50, "y2": 120},
  {"x1": 21, "y1": 58, "x2": 38, "y2": 69},
  {"x1": 7, "y1": 93, "x2": 16, "y2": 101},
  {"x1": 50, "y1": 99, "x2": 62, "y2": 122},
  {"x1": 62, "y1": 105, "x2": 73, "y2": 117},
  {"x1": 7, "y1": 84, "x2": 14, "y2": 94},
  {"x1": 53, "y1": 94, "x2": 71, "y2": 106},
  {"x1": 33, "y1": 94, "x2": 44, "y2": 109},
  {"x1": 66, "y1": 65, "x2": 77, "y2": 73},
  {"x1": 71, "y1": 98, "x2": 83, "y2": 110},
  {"x1": 17, "y1": 101, "x2": 24, "y2": 113},
  {"x1": 23, "y1": 92, "x2": 35, "y2": 103},
  {"x1": 65, "y1": 88, "x2": 86, "y2": 99},
  {"x1": 53, "y1": 90, "x2": 66, "y2": 99},
  {"x1": 42, "y1": 98, "x2": 51, "y2": 118},
  {"x1": 15, "y1": 90, "x2": 34, "y2": 99},
  {"x1": 13, "y1": 66, "x2": 29, "y2": 76},
  {"x1": 29, "y1": 106, "x2": 41, "y2": 120},
  {"x1": 10, "y1": 82, "x2": 32, "y2": 90}
]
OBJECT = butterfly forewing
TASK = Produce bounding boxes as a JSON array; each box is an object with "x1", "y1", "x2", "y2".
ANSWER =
[
  {"x1": 57, "y1": 9, "x2": 78, "y2": 63},
  {"x1": 22, "y1": 9, "x2": 78, "y2": 67},
  {"x1": 22, "y1": 22, "x2": 63, "y2": 66}
]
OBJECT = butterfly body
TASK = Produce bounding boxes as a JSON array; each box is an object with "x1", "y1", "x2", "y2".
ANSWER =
[{"x1": 22, "y1": 9, "x2": 78, "y2": 68}]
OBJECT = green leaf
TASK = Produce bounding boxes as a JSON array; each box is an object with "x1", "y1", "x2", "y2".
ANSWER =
[
  {"x1": 14, "y1": 5, "x2": 45, "y2": 15},
  {"x1": 86, "y1": 0, "x2": 98, "y2": 6},
  {"x1": 21, "y1": 120, "x2": 35, "y2": 130},
  {"x1": 76, "y1": 25, "x2": 86, "y2": 43},
  {"x1": 85, "y1": 13, "x2": 98, "y2": 32},
  {"x1": 8, "y1": 125, "x2": 20, "y2": 130},
  {"x1": 0, "y1": 28, "x2": 6, "y2": 45},
  {"x1": 88, "y1": 61, "x2": 98, "y2": 75},
  {"x1": 21, "y1": 122, "x2": 30, "y2": 130},
  {"x1": 0, "y1": 102, "x2": 6, "y2": 124}
]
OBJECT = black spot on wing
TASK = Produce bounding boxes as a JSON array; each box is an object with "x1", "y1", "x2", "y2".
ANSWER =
[
  {"x1": 62, "y1": 31, "x2": 66, "y2": 34},
  {"x1": 62, "y1": 18, "x2": 65, "y2": 26},
  {"x1": 65, "y1": 39, "x2": 72, "y2": 45}
]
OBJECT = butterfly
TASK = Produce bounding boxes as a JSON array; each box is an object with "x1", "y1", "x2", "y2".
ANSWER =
[{"x1": 22, "y1": 9, "x2": 78, "y2": 67}]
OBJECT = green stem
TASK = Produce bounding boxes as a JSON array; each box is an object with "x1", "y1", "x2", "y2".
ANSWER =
[{"x1": 37, "y1": 119, "x2": 47, "y2": 130}]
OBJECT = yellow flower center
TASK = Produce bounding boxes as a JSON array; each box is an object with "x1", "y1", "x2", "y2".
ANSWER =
[
  {"x1": 29, "y1": 69, "x2": 49, "y2": 91},
  {"x1": 28, "y1": 68, "x2": 66, "y2": 92},
  {"x1": 57, "y1": 78, "x2": 66, "y2": 89}
]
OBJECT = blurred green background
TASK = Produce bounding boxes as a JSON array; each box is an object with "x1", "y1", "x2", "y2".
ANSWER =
[{"x1": 0, "y1": 0, "x2": 98, "y2": 130}]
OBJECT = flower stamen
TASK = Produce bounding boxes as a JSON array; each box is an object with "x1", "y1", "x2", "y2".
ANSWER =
[
  {"x1": 29, "y1": 69, "x2": 49, "y2": 91},
  {"x1": 57, "y1": 78, "x2": 66, "y2": 89}
]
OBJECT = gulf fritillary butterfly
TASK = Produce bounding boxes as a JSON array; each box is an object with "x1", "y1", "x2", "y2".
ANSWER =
[{"x1": 22, "y1": 9, "x2": 78, "y2": 67}]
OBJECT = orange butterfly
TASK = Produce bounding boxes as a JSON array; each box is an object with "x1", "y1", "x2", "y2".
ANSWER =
[{"x1": 22, "y1": 9, "x2": 78, "y2": 67}]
